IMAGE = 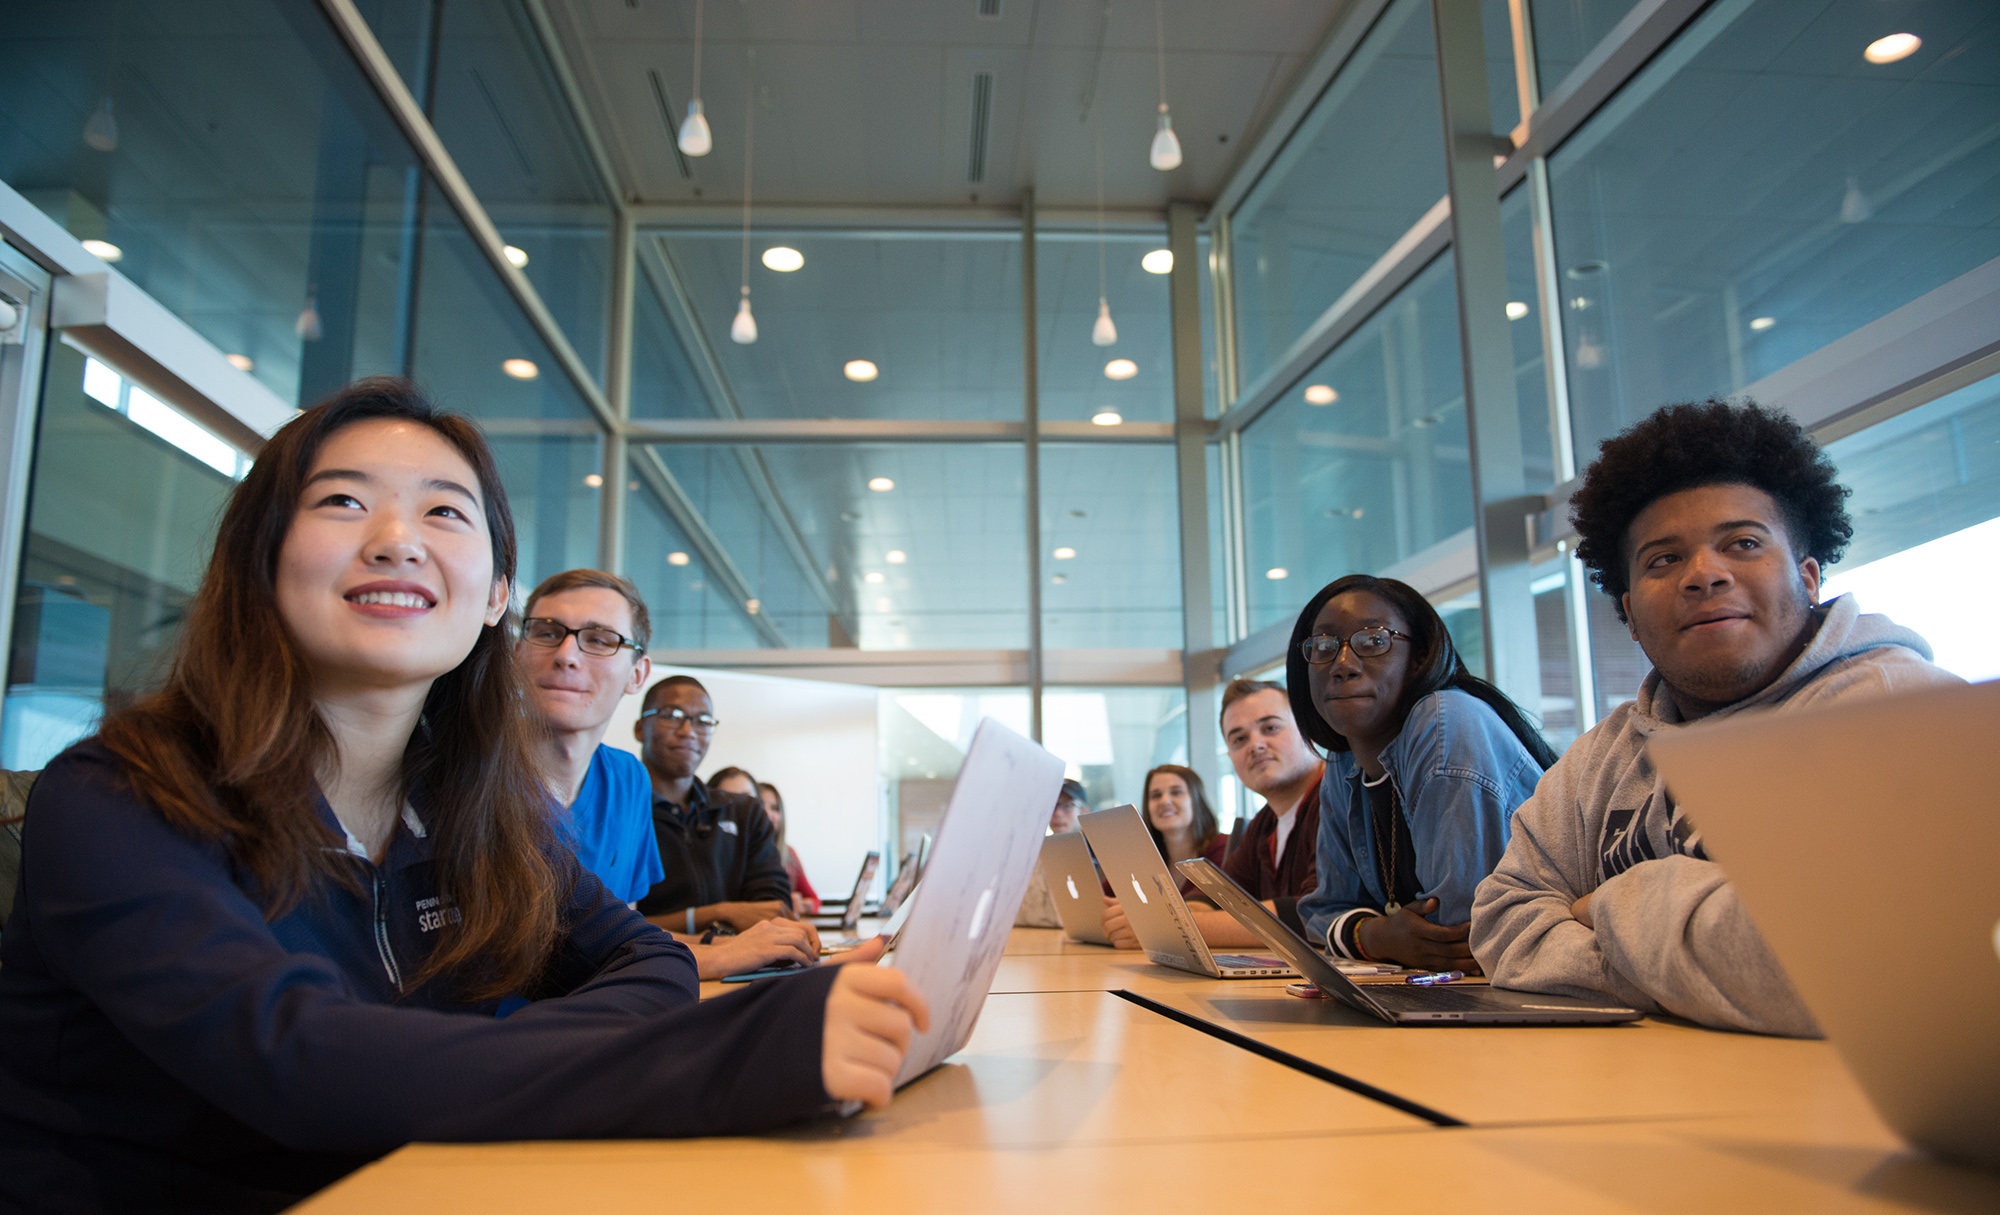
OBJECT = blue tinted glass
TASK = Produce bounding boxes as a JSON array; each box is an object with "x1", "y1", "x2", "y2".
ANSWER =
[
  {"x1": 1038, "y1": 232, "x2": 1171, "y2": 425},
  {"x1": 625, "y1": 468, "x2": 764, "y2": 651},
  {"x1": 1039, "y1": 444, "x2": 1181, "y2": 649},
  {"x1": 1239, "y1": 254, "x2": 1473, "y2": 634},
  {"x1": 1549, "y1": 0, "x2": 2000, "y2": 459},
  {"x1": 631, "y1": 251, "x2": 715, "y2": 419},
  {"x1": 0, "y1": 0, "x2": 417, "y2": 407},
  {"x1": 1229, "y1": 0, "x2": 1448, "y2": 389},
  {"x1": 1528, "y1": 0, "x2": 1641, "y2": 94},
  {"x1": 1501, "y1": 184, "x2": 1558, "y2": 492},
  {"x1": 651, "y1": 232, "x2": 1023, "y2": 421}
]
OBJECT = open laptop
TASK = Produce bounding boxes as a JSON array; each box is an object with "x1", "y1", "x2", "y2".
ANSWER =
[
  {"x1": 1038, "y1": 831, "x2": 1111, "y2": 945},
  {"x1": 807, "y1": 851, "x2": 880, "y2": 931},
  {"x1": 885, "y1": 718, "x2": 1067, "y2": 1087},
  {"x1": 1179, "y1": 858, "x2": 1641, "y2": 1024},
  {"x1": 1077, "y1": 805, "x2": 1295, "y2": 979},
  {"x1": 1649, "y1": 678, "x2": 2000, "y2": 1170},
  {"x1": 874, "y1": 831, "x2": 933, "y2": 919}
]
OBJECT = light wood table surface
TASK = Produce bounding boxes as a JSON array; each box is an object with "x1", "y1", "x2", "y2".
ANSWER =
[{"x1": 296, "y1": 1097, "x2": 2000, "y2": 1214}]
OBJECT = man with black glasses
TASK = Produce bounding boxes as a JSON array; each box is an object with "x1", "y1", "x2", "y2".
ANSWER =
[
  {"x1": 519, "y1": 572, "x2": 818, "y2": 977},
  {"x1": 634, "y1": 675, "x2": 799, "y2": 939},
  {"x1": 517, "y1": 570, "x2": 663, "y2": 908}
]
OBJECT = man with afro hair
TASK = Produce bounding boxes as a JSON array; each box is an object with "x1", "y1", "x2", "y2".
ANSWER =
[{"x1": 1471, "y1": 399, "x2": 1958, "y2": 1036}]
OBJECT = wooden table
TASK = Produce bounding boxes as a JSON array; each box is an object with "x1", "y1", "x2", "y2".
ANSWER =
[{"x1": 299, "y1": 929, "x2": 2000, "y2": 1212}]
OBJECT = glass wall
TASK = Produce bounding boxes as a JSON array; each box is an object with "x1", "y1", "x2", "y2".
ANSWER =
[
  {"x1": 1237, "y1": 254, "x2": 1473, "y2": 635},
  {"x1": 1036, "y1": 231, "x2": 1173, "y2": 425},
  {"x1": 1822, "y1": 373, "x2": 2000, "y2": 681},
  {"x1": 648, "y1": 230, "x2": 1023, "y2": 421},
  {"x1": 1229, "y1": 0, "x2": 1447, "y2": 386},
  {"x1": 1038, "y1": 444, "x2": 1181, "y2": 650},
  {"x1": 1548, "y1": 0, "x2": 2000, "y2": 460}
]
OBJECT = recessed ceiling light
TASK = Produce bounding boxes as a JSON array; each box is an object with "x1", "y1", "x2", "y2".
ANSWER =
[
  {"x1": 1750, "y1": 316, "x2": 1777, "y2": 331},
  {"x1": 868, "y1": 476, "x2": 894, "y2": 491},
  {"x1": 503, "y1": 245, "x2": 529, "y2": 268},
  {"x1": 501, "y1": 358, "x2": 539, "y2": 380},
  {"x1": 1505, "y1": 301, "x2": 1530, "y2": 320},
  {"x1": 1141, "y1": 249, "x2": 1173, "y2": 274},
  {"x1": 875, "y1": 597, "x2": 892, "y2": 612},
  {"x1": 1266, "y1": 567, "x2": 1289, "y2": 580},
  {"x1": 1104, "y1": 359, "x2": 1138, "y2": 380},
  {"x1": 1053, "y1": 546, "x2": 1077, "y2": 560},
  {"x1": 762, "y1": 246, "x2": 804, "y2": 272},
  {"x1": 1051, "y1": 573, "x2": 1067, "y2": 584},
  {"x1": 845, "y1": 359, "x2": 879, "y2": 382},
  {"x1": 667, "y1": 551, "x2": 690, "y2": 566},
  {"x1": 1091, "y1": 410, "x2": 1123, "y2": 426},
  {"x1": 865, "y1": 571, "x2": 885, "y2": 584},
  {"x1": 746, "y1": 598, "x2": 761, "y2": 615},
  {"x1": 1303, "y1": 384, "x2": 1337, "y2": 406},
  {"x1": 225, "y1": 353, "x2": 254, "y2": 372},
  {"x1": 1864, "y1": 33, "x2": 1920, "y2": 64},
  {"x1": 886, "y1": 550, "x2": 907, "y2": 564},
  {"x1": 583, "y1": 473, "x2": 604, "y2": 487},
  {"x1": 80, "y1": 239, "x2": 121, "y2": 263}
]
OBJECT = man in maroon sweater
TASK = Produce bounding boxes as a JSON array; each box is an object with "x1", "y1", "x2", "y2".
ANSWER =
[{"x1": 1185, "y1": 678, "x2": 1325, "y2": 947}]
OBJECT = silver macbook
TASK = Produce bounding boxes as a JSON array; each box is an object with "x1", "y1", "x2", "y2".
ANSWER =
[
  {"x1": 808, "y1": 851, "x2": 881, "y2": 931},
  {"x1": 1650, "y1": 678, "x2": 2000, "y2": 1170},
  {"x1": 886, "y1": 718, "x2": 1067, "y2": 1087},
  {"x1": 1178, "y1": 858, "x2": 1641, "y2": 1025},
  {"x1": 1038, "y1": 831, "x2": 1111, "y2": 945},
  {"x1": 1077, "y1": 805, "x2": 1295, "y2": 979}
]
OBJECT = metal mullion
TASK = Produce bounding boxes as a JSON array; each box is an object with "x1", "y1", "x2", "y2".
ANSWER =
[
  {"x1": 1022, "y1": 190, "x2": 1043, "y2": 743},
  {"x1": 1168, "y1": 201, "x2": 1217, "y2": 795},
  {"x1": 598, "y1": 207, "x2": 636, "y2": 574},
  {"x1": 314, "y1": 0, "x2": 617, "y2": 431},
  {"x1": 519, "y1": 0, "x2": 624, "y2": 209}
]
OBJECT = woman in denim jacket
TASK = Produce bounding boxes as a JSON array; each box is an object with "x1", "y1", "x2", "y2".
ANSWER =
[{"x1": 1291, "y1": 575, "x2": 1556, "y2": 973}]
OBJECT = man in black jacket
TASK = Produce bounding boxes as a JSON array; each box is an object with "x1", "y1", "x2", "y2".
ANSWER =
[{"x1": 634, "y1": 675, "x2": 798, "y2": 937}]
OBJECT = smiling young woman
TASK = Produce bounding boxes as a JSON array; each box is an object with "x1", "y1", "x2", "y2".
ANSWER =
[{"x1": 0, "y1": 379, "x2": 927, "y2": 1213}]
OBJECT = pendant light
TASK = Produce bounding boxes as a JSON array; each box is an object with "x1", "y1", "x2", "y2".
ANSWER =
[
  {"x1": 677, "y1": 0, "x2": 713, "y2": 157},
  {"x1": 1148, "y1": 1, "x2": 1182, "y2": 171},
  {"x1": 729, "y1": 47, "x2": 758, "y2": 345},
  {"x1": 295, "y1": 289, "x2": 323, "y2": 341},
  {"x1": 82, "y1": 96, "x2": 118, "y2": 152},
  {"x1": 1839, "y1": 174, "x2": 1871, "y2": 224},
  {"x1": 1091, "y1": 99, "x2": 1117, "y2": 347}
]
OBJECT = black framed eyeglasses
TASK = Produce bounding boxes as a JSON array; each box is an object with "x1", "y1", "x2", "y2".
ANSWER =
[
  {"x1": 641, "y1": 706, "x2": 720, "y2": 733},
  {"x1": 520, "y1": 617, "x2": 642, "y2": 658},
  {"x1": 1300, "y1": 626, "x2": 1413, "y2": 666}
]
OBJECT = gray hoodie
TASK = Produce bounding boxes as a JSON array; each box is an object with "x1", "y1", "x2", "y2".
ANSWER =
[{"x1": 1470, "y1": 595, "x2": 1959, "y2": 1036}]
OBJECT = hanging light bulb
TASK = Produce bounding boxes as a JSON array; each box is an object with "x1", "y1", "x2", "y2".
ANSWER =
[
  {"x1": 729, "y1": 49, "x2": 758, "y2": 345},
  {"x1": 1150, "y1": 106, "x2": 1182, "y2": 171},
  {"x1": 1092, "y1": 299, "x2": 1118, "y2": 346},
  {"x1": 295, "y1": 293, "x2": 323, "y2": 341},
  {"x1": 1148, "y1": 2, "x2": 1182, "y2": 171},
  {"x1": 678, "y1": 0, "x2": 712, "y2": 156},
  {"x1": 82, "y1": 97, "x2": 118, "y2": 152},
  {"x1": 731, "y1": 289, "x2": 758, "y2": 344},
  {"x1": 1840, "y1": 175, "x2": 1871, "y2": 224}
]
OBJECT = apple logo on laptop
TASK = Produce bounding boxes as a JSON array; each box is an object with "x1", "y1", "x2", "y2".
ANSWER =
[
  {"x1": 1130, "y1": 876, "x2": 1148, "y2": 904},
  {"x1": 1066, "y1": 875, "x2": 1080, "y2": 900}
]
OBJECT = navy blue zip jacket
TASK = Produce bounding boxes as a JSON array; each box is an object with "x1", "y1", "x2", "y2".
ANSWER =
[{"x1": 0, "y1": 741, "x2": 840, "y2": 1214}]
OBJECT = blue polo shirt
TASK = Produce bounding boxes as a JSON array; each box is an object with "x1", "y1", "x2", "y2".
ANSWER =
[{"x1": 559, "y1": 745, "x2": 665, "y2": 904}]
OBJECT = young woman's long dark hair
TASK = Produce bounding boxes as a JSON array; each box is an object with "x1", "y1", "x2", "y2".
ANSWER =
[
  {"x1": 1283, "y1": 574, "x2": 1559, "y2": 770},
  {"x1": 1140, "y1": 763, "x2": 1220, "y2": 859},
  {"x1": 96, "y1": 378, "x2": 565, "y2": 1000}
]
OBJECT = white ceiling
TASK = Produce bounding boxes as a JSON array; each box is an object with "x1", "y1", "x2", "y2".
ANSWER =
[{"x1": 548, "y1": 0, "x2": 1347, "y2": 210}]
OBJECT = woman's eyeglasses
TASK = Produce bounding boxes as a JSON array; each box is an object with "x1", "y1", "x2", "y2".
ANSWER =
[
  {"x1": 1300, "y1": 626, "x2": 1412, "y2": 666},
  {"x1": 520, "y1": 617, "x2": 642, "y2": 658}
]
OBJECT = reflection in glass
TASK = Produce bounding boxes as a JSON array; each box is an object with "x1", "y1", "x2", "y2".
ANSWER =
[
  {"x1": 1823, "y1": 374, "x2": 2000, "y2": 681},
  {"x1": 1038, "y1": 233, "x2": 1171, "y2": 424},
  {"x1": 625, "y1": 468, "x2": 765, "y2": 652},
  {"x1": 1500, "y1": 186, "x2": 1559, "y2": 493},
  {"x1": 1527, "y1": 0, "x2": 1641, "y2": 95},
  {"x1": 1548, "y1": 0, "x2": 2000, "y2": 460},
  {"x1": 1039, "y1": 445, "x2": 1181, "y2": 649},
  {"x1": 1239, "y1": 255, "x2": 1473, "y2": 635},
  {"x1": 0, "y1": 0, "x2": 416, "y2": 407},
  {"x1": 1229, "y1": 0, "x2": 1446, "y2": 387},
  {"x1": 3, "y1": 346, "x2": 242, "y2": 767},
  {"x1": 650, "y1": 232, "x2": 1023, "y2": 421},
  {"x1": 631, "y1": 256, "x2": 717, "y2": 419}
]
